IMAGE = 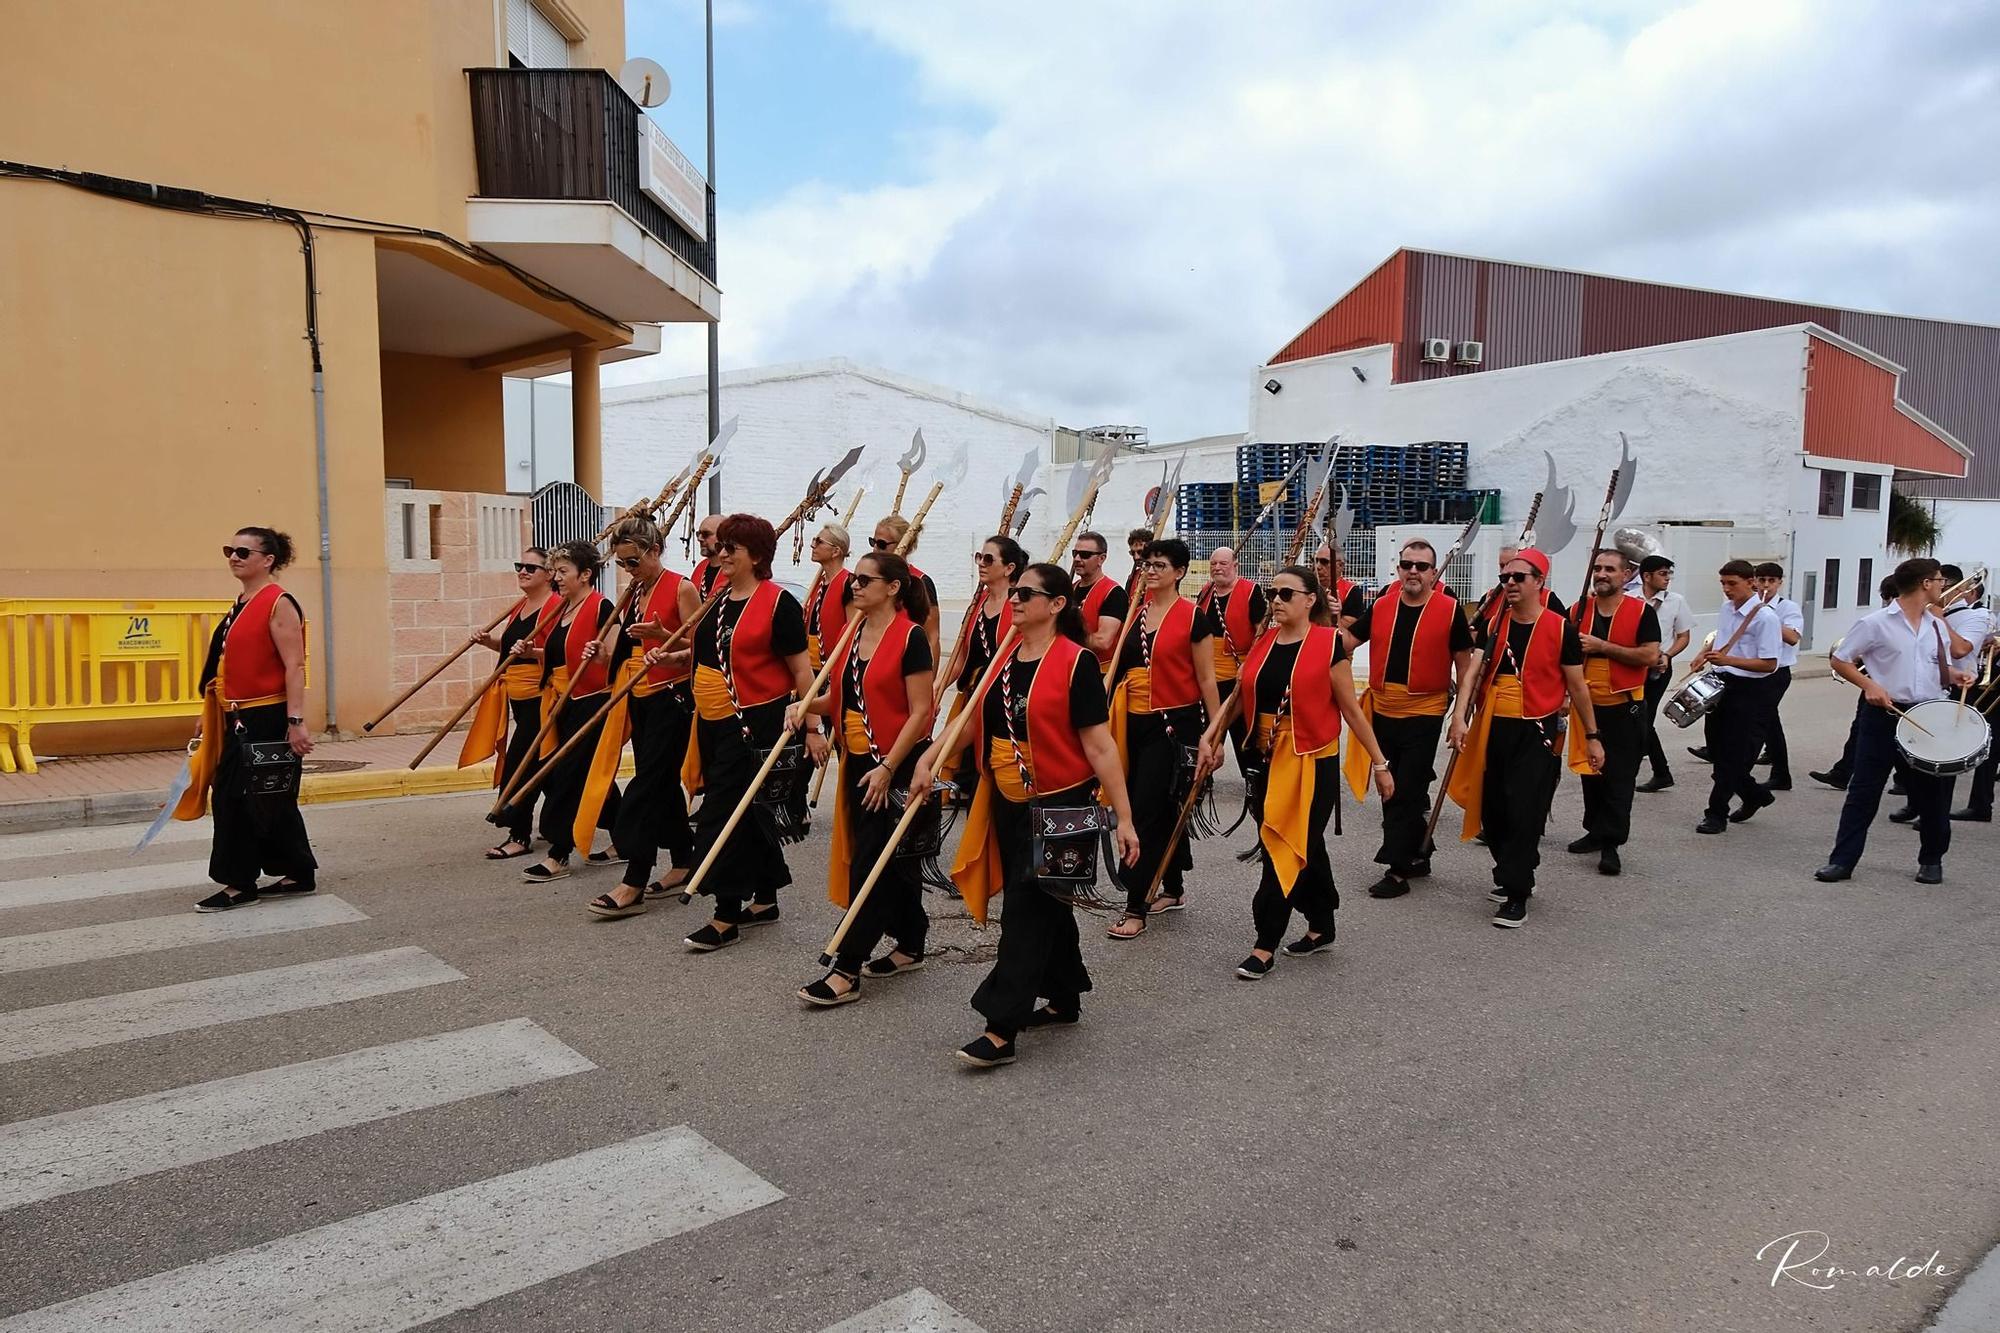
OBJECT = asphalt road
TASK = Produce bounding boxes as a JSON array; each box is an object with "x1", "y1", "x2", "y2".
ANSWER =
[{"x1": 1, "y1": 674, "x2": 1995, "y2": 1332}]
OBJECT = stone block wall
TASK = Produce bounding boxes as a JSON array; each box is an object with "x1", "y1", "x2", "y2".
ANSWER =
[{"x1": 383, "y1": 489, "x2": 529, "y2": 733}]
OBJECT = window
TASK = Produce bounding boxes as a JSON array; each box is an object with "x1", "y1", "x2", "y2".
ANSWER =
[
  {"x1": 1856, "y1": 557, "x2": 1874, "y2": 606},
  {"x1": 1823, "y1": 558, "x2": 1839, "y2": 610},
  {"x1": 1851, "y1": 473, "x2": 1883, "y2": 511},
  {"x1": 506, "y1": 0, "x2": 572, "y2": 68},
  {"x1": 1817, "y1": 469, "x2": 1846, "y2": 517}
]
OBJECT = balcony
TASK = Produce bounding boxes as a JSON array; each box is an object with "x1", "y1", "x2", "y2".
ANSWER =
[{"x1": 466, "y1": 68, "x2": 720, "y2": 325}]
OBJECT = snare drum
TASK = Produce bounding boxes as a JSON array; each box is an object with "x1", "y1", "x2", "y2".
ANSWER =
[
  {"x1": 1663, "y1": 669, "x2": 1727, "y2": 728},
  {"x1": 1894, "y1": 699, "x2": 1992, "y2": 776}
]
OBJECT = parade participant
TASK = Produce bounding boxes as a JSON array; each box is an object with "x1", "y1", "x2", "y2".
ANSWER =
[
  {"x1": 1106, "y1": 537, "x2": 1222, "y2": 938},
  {"x1": 1811, "y1": 575, "x2": 1901, "y2": 791},
  {"x1": 1069, "y1": 530, "x2": 1129, "y2": 664},
  {"x1": 1892, "y1": 567, "x2": 1992, "y2": 824},
  {"x1": 1199, "y1": 565, "x2": 1393, "y2": 977},
  {"x1": 1126, "y1": 527, "x2": 1153, "y2": 574},
  {"x1": 937, "y1": 535, "x2": 1027, "y2": 788},
  {"x1": 1343, "y1": 539, "x2": 1473, "y2": 898},
  {"x1": 1446, "y1": 548, "x2": 1602, "y2": 928},
  {"x1": 1750, "y1": 562, "x2": 1804, "y2": 791},
  {"x1": 683, "y1": 514, "x2": 821, "y2": 951},
  {"x1": 1689, "y1": 561, "x2": 1782, "y2": 834},
  {"x1": 1949, "y1": 574, "x2": 1997, "y2": 823},
  {"x1": 690, "y1": 513, "x2": 724, "y2": 594},
  {"x1": 1311, "y1": 544, "x2": 1366, "y2": 628},
  {"x1": 1815, "y1": 558, "x2": 1971, "y2": 884},
  {"x1": 183, "y1": 527, "x2": 319, "y2": 912},
  {"x1": 1482, "y1": 544, "x2": 1569, "y2": 619},
  {"x1": 791, "y1": 553, "x2": 936, "y2": 1005},
  {"x1": 867, "y1": 515, "x2": 942, "y2": 658},
  {"x1": 586, "y1": 517, "x2": 703, "y2": 918},
  {"x1": 1566, "y1": 549, "x2": 1662, "y2": 875},
  {"x1": 465, "y1": 548, "x2": 559, "y2": 860},
  {"x1": 910, "y1": 563, "x2": 1139, "y2": 1069},
  {"x1": 518, "y1": 541, "x2": 621, "y2": 882},
  {"x1": 802, "y1": 522, "x2": 853, "y2": 671},
  {"x1": 1635, "y1": 555, "x2": 1693, "y2": 793},
  {"x1": 1196, "y1": 545, "x2": 1266, "y2": 768}
]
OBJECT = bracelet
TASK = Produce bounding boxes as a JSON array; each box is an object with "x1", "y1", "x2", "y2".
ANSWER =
[
  {"x1": 1585, "y1": 731, "x2": 1600, "y2": 740},
  {"x1": 1371, "y1": 760, "x2": 1391, "y2": 772}
]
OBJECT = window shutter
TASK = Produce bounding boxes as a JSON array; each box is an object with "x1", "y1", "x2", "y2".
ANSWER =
[{"x1": 507, "y1": 0, "x2": 571, "y2": 68}]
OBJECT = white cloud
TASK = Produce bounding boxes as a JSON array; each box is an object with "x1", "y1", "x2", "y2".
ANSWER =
[{"x1": 609, "y1": 0, "x2": 2000, "y2": 439}]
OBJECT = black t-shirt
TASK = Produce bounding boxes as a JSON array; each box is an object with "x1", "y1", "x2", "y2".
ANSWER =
[
  {"x1": 1249, "y1": 634, "x2": 1350, "y2": 716},
  {"x1": 542, "y1": 597, "x2": 612, "y2": 683},
  {"x1": 499, "y1": 600, "x2": 549, "y2": 653},
  {"x1": 1113, "y1": 597, "x2": 1212, "y2": 682},
  {"x1": 1476, "y1": 613, "x2": 1584, "y2": 675},
  {"x1": 695, "y1": 586, "x2": 807, "y2": 671},
  {"x1": 1337, "y1": 583, "x2": 1367, "y2": 622},
  {"x1": 1352, "y1": 594, "x2": 1476, "y2": 685},
  {"x1": 1200, "y1": 582, "x2": 1268, "y2": 652},
  {"x1": 961, "y1": 603, "x2": 1008, "y2": 686},
  {"x1": 983, "y1": 641, "x2": 1111, "y2": 744}
]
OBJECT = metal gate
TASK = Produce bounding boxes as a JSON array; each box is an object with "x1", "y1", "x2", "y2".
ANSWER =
[{"x1": 530, "y1": 482, "x2": 613, "y2": 591}]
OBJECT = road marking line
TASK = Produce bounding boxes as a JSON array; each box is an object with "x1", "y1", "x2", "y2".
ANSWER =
[
  {"x1": 823, "y1": 1288, "x2": 989, "y2": 1333},
  {"x1": 0, "y1": 822, "x2": 204, "y2": 866},
  {"x1": 0, "y1": 1126, "x2": 784, "y2": 1332},
  {"x1": 0, "y1": 1018, "x2": 593, "y2": 1211},
  {"x1": 0, "y1": 947, "x2": 466, "y2": 1065},
  {"x1": 0, "y1": 896, "x2": 366, "y2": 976},
  {"x1": 0, "y1": 860, "x2": 212, "y2": 913}
]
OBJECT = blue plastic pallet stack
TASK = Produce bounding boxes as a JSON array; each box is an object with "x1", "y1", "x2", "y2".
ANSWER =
[
  {"x1": 1225, "y1": 440, "x2": 1484, "y2": 530},
  {"x1": 1175, "y1": 481, "x2": 1236, "y2": 534}
]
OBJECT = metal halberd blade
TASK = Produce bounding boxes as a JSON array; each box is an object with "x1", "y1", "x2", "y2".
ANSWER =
[
  {"x1": 1012, "y1": 487, "x2": 1044, "y2": 535},
  {"x1": 825, "y1": 443, "x2": 866, "y2": 488},
  {"x1": 898, "y1": 427, "x2": 926, "y2": 476},
  {"x1": 1529, "y1": 450, "x2": 1579, "y2": 554},
  {"x1": 1013, "y1": 446, "x2": 1040, "y2": 491},
  {"x1": 938, "y1": 442, "x2": 971, "y2": 490},
  {"x1": 1610, "y1": 431, "x2": 1638, "y2": 520}
]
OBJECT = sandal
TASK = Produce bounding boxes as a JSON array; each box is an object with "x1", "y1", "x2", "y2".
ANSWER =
[
  {"x1": 645, "y1": 869, "x2": 691, "y2": 898},
  {"x1": 1024, "y1": 1004, "x2": 1079, "y2": 1027},
  {"x1": 1106, "y1": 914, "x2": 1146, "y2": 940},
  {"x1": 266, "y1": 877, "x2": 317, "y2": 896},
  {"x1": 585, "y1": 848, "x2": 625, "y2": 866},
  {"x1": 684, "y1": 922, "x2": 740, "y2": 953},
  {"x1": 485, "y1": 842, "x2": 534, "y2": 861},
  {"x1": 798, "y1": 970, "x2": 861, "y2": 1007},
  {"x1": 1147, "y1": 894, "x2": 1185, "y2": 915},
  {"x1": 586, "y1": 887, "x2": 650, "y2": 919},
  {"x1": 860, "y1": 951, "x2": 926, "y2": 979},
  {"x1": 738, "y1": 904, "x2": 781, "y2": 928},
  {"x1": 522, "y1": 860, "x2": 570, "y2": 882}
]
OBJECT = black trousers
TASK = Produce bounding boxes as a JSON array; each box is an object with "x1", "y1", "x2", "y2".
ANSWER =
[
  {"x1": 1703, "y1": 674, "x2": 1776, "y2": 820},
  {"x1": 615, "y1": 685, "x2": 695, "y2": 891},
  {"x1": 1830, "y1": 703, "x2": 1951, "y2": 869},
  {"x1": 537, "y1": 694, "x2": 621, "y2": 860},
  {"x1": 1580, "y1": 695, "x2": 1645, "y2": 848},
  {"x1": 208, "y1": 703, "x2": 318, "y2": 890},
  {"x1": 1642, "y1": 670, "x2": 1673, "y2": 779},
  {"x1": 1251, "y1": 754, "x2": 1340, "y2": 949},
  {"x1": 971, "y1": 789, "x2": 1093, "y2": 1039},
  {"x1": 1118, "y1": 706, "x2": 1202, "y2": 914},
  {"x1": 1372, "y1": 711, "x2": 1444, "y2": 875},
  {"x1": 1763, "y1": 665, "x2": 1794, "y2": 781},
  {"x1": 1482, "y1": 716, "x2": 1560, "y2": 903},
  {"x1": 689, "y1": 698, "x2": 792, "y2": 915},
  {"x1": 1965, "y1": 727, "x2": 1998, "y2": 817},
  {"x1": 1216, "y1": 678, "x2": 1251, "y2": 771},
  {"x1": 497, "y1": 695, "x2": 544, "y2": 845},
  {"x1": 832, "y1": 747, "x2": 927, "y2": 972}
]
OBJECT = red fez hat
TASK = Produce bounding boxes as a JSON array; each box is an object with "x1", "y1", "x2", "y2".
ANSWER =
[{"x1": 1508, "y1": 547, "x2": 1551, "y2": 579}]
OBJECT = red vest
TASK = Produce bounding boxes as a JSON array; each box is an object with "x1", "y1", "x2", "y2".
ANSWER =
[
  {"x1": 724, "y1": 581, "x2": 796, "y2": 707},
  {"x1": 830, "y1": 613, "x2": 928, "y2": 747},
  {"x1": 1368, "y1": 590, "x2": 1459, "y2": 694},
  {"x1": 221, "y1": 583, "x2": 289, "y2": 702},
  {"x1": 1200, "y1": 579, "x2": 1256, "y2": 659},
  {"x1": 805, "y1": 566, "x2": 851, "y2": 644},
  {"x1": 1575, "y1": 595, "x2": 1649, "y2": 693},
  {"x1": 1336, "y1": 577, "x2": 1357, "y2": 606},
  {"x1": 639, "y1": 570, "x2": 689, "y2": 686},
  {"x1": 526, "y1": 596, "x2": 562, "y2": 647},
  {"x1": 559, "y1": 590, "x2": 612, "y2": 699},
  {"x1": 1505, "y1": 608, "x2": 1570, "y2": 720},
  {"x1": 1080, "y1": 577, "x2": 1119, "y2": 663},
  {"x1": 692, "y1": 557, "x2": 719, "y2": 594},
  {"x1": 1016, "y1": 635, "x2": 1094, "y2": 793},
  {"x1": 1241, "y1": 625, "x2": 1343, "y2": 754},
  {"x1": 1130, "y1": 597, "x2": 1200, "y2": 709}
]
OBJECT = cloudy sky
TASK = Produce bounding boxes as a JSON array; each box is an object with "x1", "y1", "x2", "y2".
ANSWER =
[{"x1": 615, "y1": 0, "x2": 2000, "y2": 440}]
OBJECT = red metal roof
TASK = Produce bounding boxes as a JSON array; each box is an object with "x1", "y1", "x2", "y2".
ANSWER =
[
  {"x1": 1804, "y1": 336, "x2": 1967, "y2": 478},
  {"x1": 1271, "y1": 249, "x2": 1998, "y2": 497}
]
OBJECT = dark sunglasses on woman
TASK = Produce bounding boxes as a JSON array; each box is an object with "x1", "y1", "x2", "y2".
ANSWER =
[
  {"x1": 221, "y1": 545, "x2": 264, "y2": 561},
  {"x1": 1007, "y1": 586, "x2": 1054, "y2": 602},
  {"x1": 513, "y1": 562, "x2": 545, "y2": 573},
  {"x1": 1270, "y1": 586, "x2": 1310, "y2": 603},
  {"x1": 869, "y1": 538, "x2": 892, "y2": 551},
  {"x1": 615, "y1": 555, "x2": 643, "y2": 569}
]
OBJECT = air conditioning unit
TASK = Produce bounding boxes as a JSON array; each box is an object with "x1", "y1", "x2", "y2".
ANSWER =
[
  {"x1": 1454, "y1": 340, "x2": 1484, "y2": 366},
  {"x1": 1421, "y1": 337, "x2": 1451, "y2": 363}
]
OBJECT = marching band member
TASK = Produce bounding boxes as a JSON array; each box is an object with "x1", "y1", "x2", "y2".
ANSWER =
[
  {"x1": 1566, "y1": 548, "x2": 1662, "y2": 876},
  {"x1": 1750, "y1": 563, "x2": 1804, "y2": 791},
  {"x1": 1948, "y1": 574, "x2": 1997, "y2": 823},
  {"x1": 911, "y1": 563, "x2": 1139, "y2": 1069},
  {"x1": 866, "y1": 516, "x2": 941, "y2": 659},
  {"x1": 1107, "y1": 537, "x2": 1221, "y2": 939},
  {"x1": 791, "y1": 552, "x2": 936, "y2": 1005},
  {"x1": 1810, "y1": 575, "x2": 1900, "y2": 791},
  {"x1": 1635, "y1": 555, "x2": 1693, "y2": 793},
  {"x1": 517, "y1": 541, "x2": 621, "y2": 881},
  {"x1": 1447, "y1": 548, "x2": 1602, "y2": 928},
  {"x1": 1343, "y1": 539, "x2": 1472, "y2": 899},
  {"x1": 587, "y1": 517, "x2": 702, "y2": 918},
  {"x1": 184, "y1": 527, "x2": 318, "y2": 912},
  {"x1": 683, "y1": 515, "x2": 821, "y2": 951},
  {"x1": 937, "y1": 536, "x2": 1027, "y2": 790},
  {"x1": 1816, "y1": 558, "x2": 1971, "y2": 885},
  {"x1": 690, "y1": 514, "x2": 724, "y2": 595},
  {"x1": 1311, "y1": 543, "x2": 1366, "y2": 629},
  {"x1": 802, "y1": 522, "x2": 853, "y2": 671},
  {"x1": 1197, "y1": 545, "x2": 1266, "y2": 769},
  {"x1": 1070, "y1": 530, "x2": 1129, "y2": 665},
  {"x1": 1887, "y1": 564, "x2": 1987, "y2": 825},
  {"x1": 464, "y1": 547, "x2": 559, "y2": 861},
  {"x1": 1199, "y1": 565, "x2": 1392, "y2": 978},
  {"x1": 1692, "y1": 561, "x2": 1782, "y2": 836}
]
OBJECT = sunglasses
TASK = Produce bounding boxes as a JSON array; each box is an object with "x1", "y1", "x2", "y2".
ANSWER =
[
  {"x1": 1074, "y1": 549, "x2": 1105, "y2": 560},
  {"x1": 869, "y1": 538, "x2": 892, "y2": 551},
  {"x1": 222, "y1": 545, "x2": 265, "y2": 561},
  {"x1": 1398, "y1": 560, "x2": 1433, "y2": 573},
  {"x1": 1008, "y1": 586, "x2": 1055, "y2": 602},
  {"x1": 973, "y1": 551, "x2": 999, "y2": 565},
  {"x1": 513, "y1": 562, "x2": 545, "y2": 574},
  {"x1": 1270, "y1": 586, "x2": 1310, "y2": 603},
  {"x1": 716, "y1": 541, "x2": 740, "y2": 555},
  {"x1": 850, "y1": 573, "x2": 883, "y2": 589},
  {"x1": 1498, "y1": 571, "x2": 1536, "y2": 584},
  {"x1": 615, "y1": 555, "x2": 644, "y2": 569}
]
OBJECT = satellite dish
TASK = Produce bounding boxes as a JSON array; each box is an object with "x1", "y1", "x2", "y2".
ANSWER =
[{"x1": 619, "y1": 58, "x2": 671, "y2": 108}]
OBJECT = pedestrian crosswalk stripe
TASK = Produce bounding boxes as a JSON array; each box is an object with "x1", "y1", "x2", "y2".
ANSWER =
[
  {"x1": 822, "y1": 1288, "x2": 989, "y2": 1332},
  {"x1": 0, "y1": 860, "x2": 212, "y2": 913},
  {"x1": 0, "y1": 947, "x2": 466, "y2": 1066},
  {"x1": 0, "y1": 821, "x2": 203, "y2": 867},
  {"x1": 0, "y1": 895, "x2": 367, "y2": 976},
  {"x1": 0, "y1": 1126, "x2": 784, "y2": 1332},
  {"x1": 0, "y1": 1018, "x2": 593, "y2": 1211}
]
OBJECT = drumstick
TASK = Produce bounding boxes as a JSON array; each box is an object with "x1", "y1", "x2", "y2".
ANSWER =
[{"x1": 1885, "y1": 703, "x2": 1933, "y2": 738}]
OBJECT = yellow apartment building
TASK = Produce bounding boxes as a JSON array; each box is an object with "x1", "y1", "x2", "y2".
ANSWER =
[{"x1": 0, "y1": 1, "x2": 717, "y2": 750}]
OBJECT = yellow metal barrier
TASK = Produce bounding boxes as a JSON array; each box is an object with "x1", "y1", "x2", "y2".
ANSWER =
[{"x1": 0, "y1": 599, "x2": 232, "y2": 774}]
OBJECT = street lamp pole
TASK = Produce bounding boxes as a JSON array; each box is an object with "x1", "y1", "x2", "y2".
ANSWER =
[{"x1": 704, "y1": 0, "x2": 721, "y2": 516}]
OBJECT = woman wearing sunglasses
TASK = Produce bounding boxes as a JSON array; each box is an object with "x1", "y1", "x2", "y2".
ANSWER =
[
  {"x1": 461, "y1": 547, "x2": 561, "y2": 861},
  {"x1": 868, "y1": 515, "x2": 942, "y2": 659},
  {"x1": 802, "y1": 523, "x2": 853, "y2": 672},
  {"x1": 1198, "y1": 565, "x2": 1393, "y2": 977},
  {"x1": 936, "y1": 535, "x2": 1028, "y2": 788},
  {"x1": 516, "y1": 541, "x2": 621, "y2": 882},
  {"x1": 181, "y1": 527, "x2": 319, "y2": 913},
  {"x1": 586, "y1": 516, "x2": 704, "y2": 917},
  {"x1": 787, "y1": 552, "x2": 936, "y2": 1004},
  {"x1": 1106, "y1": 537, "x2": 1221, "y2": 939},
  {"x1": 682, "y1": 514, "x2": 820, "y2": 952},
  {"x1": 911, "y1": 563, "x2": 1139, "y2": 1068}
]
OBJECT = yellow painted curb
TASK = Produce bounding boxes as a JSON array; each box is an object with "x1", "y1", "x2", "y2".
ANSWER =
[{"x1": 298, "y1": 756, "x2": 638, "y2": 807}]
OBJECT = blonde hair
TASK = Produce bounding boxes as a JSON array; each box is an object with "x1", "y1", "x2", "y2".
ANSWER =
[
  {"x1": 875, "y1": 514, "x2": 914, "y2": 551},
  {"x1": 818, "y1": 523, "x2": 851, "y2": 555}
]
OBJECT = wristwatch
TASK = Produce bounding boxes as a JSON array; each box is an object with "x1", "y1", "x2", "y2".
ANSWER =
[
  {"x1": 286, "y1": 715, "x2": 306, "y2": 726},
  {"x1": 1585, "y1": 731, "x2": 1600, "y2": 740},
  {"x1": 1372, "y1": 760, "x2": 1391, "y2": 772}
]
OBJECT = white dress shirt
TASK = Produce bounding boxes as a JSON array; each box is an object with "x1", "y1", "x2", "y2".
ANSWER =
[
  {"x1": 1769, "y1": 595, "x2": 1805, "y2": 669},
  {"x1": 1646, "y1": 588, "x2": 1694, "y2": 672},
  {"x1": 1713, "y1": 596, "x2": 1781, "y2": 677},
  {"x1": 1834, "y1": 604, "x2": 1953, "y2": 704},
  {"x1": 1944, "y1": 604, "x2": 1992, "y2": 675}
]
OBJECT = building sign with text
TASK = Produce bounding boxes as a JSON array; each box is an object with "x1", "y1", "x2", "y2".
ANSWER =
[{"x1": 637, "y1": 114, "x2": 707, "y2": 243}]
